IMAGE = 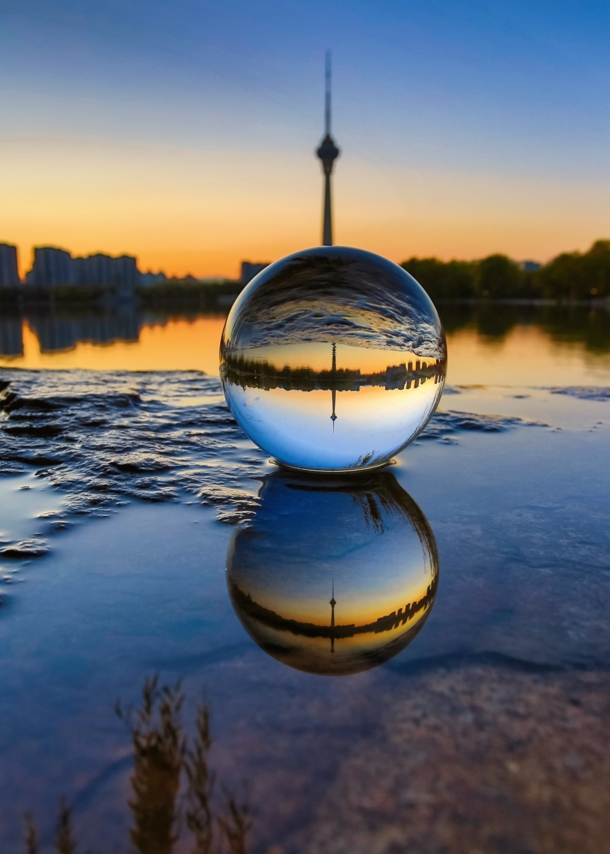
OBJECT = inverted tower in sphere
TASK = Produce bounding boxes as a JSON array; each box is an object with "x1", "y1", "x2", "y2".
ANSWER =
[{"x1": 316, "y1": 52, "x2": 340, "y2": 246}]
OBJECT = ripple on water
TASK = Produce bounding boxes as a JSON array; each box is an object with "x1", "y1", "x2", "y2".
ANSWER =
[
  {"x1": 548, "y1": 386, "x2": 610, "y2": 401},
  {"x1": 0, "y1": 370, "x2": 547, "y2": 531},
  {"x1": 0, "y1": 370, "x2": 267, "y2": 526},
  {"x1": 0, "y1": 539, "x2": 49, "y2": 558}
]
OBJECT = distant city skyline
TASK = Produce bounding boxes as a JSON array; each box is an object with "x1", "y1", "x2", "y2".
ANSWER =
[
  {"x1": 0, "y1": 238, "x2": 585, "y2": 289},
  {"x1": 2, "y1": 240, "x2": 274, "y2": 285},
  {"x1": 0, "y1": 241, "x2": 231, "y2": 286},
  {"x1": 0, "y1": 243, "x2": 145, "y2": 288},
  {"x1": 2, "y1": 2, "x2": 610, "y2": 279}
]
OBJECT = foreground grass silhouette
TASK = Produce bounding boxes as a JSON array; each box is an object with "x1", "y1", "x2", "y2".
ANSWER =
[{"x1": 23, "y1": 675, "x2": 251, "y2": 854}]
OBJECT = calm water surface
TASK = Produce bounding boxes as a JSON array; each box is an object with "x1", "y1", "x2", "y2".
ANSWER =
[
  {"x1": 0, "y1": 304, "x2": 609, "y2": 852},
  {"x1": 1, "y1": 304, "x2": 610, "y2": 385}
]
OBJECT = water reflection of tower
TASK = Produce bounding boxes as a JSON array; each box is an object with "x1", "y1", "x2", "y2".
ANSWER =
[
  {"x1": 226, "y1": 471, "x2": 440, "y2": 676},
  {"x1": 330, "y1": 342, "x2": 338, "y2": 428},
  {"x1": 316, "y1": 52, "x2": 340, "y2": 246},
  {"x1": 330, "y1": 579, "x2": 336, "y2": 655}
]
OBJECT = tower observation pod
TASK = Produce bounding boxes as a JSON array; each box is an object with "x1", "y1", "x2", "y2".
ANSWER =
[{"x1": 316, "y1": 52, "x2": 340, "y2": 246}]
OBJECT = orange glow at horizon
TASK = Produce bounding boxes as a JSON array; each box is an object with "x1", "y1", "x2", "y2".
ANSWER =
[
  {"x1": 232, "y1": 342, "x2": 437, "y2": 374},
  {"x1": 3, "y1": 137, "x2": 610, "y2": 280},
  {"x1": 243, "y1": 578, "x2": 434, "y2": 629}
]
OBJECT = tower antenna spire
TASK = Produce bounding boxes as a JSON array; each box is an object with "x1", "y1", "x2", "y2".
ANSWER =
[{"x1": 325, "y1": 50, "x2": 331, "y2": 136}]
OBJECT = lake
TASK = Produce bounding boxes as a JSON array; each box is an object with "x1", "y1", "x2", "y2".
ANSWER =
[
  {"x1": 1, "y1": 304, "x2": 610, "y2": 386},
  {"x1": 0, "y1": 303, "x2": 609, "y2": 853}
]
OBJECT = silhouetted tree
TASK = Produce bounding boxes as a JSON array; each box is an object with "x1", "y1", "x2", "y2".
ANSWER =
[
  {"x1": 537, "y1": 240, "x2": 610, "y2": 299},
  {"x1": 401, "y1": 257, "x2": 477, "y2": 299},
  {"x1": 401, "y1": 240, "x2": 610, "y2": 302},
  {"x1": 476, "y1": 254, "x2": 523, "y2": 298}
]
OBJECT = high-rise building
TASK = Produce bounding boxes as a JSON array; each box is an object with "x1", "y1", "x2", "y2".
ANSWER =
[
  {"x1": 74, "y1": 254, "x2": 112, "y2": 286},
  {"x1": 0, "y1": 243, "x2": 20, "y2": 287},
  {"x1": 316, "y1": 52, "x2": 340, "y2": 246},
  {"x1": 241, "y1": 261, "x2": 269, "y2": 285},
  {"x1": 113, "y1": 255, "x2": 139, "y2": 288},
  {"x1": 140, "y1": 270, "x2": 168, "y2": 287},
  {"x1": 74, "y1": 253, "x2": 139, "y2": 287},
  {"x1": 30, "y1": 247, "x2": 75, "y2": 286},
  {"x1": 27, "y1": 248, "x2": 139, "y2": 289}
]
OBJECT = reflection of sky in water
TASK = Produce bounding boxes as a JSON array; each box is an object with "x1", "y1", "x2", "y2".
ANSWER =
[
  {"x1": 223, "y1": 381, "x2": 443, "y2": 470},
  {"x1": 227, "y1": 471, "x2": 438, "y2": 675},
  {"x1": 0, "y1": 359, "x2": 609, "y2": 845},
  {"x1": 229, "y1": 485, "x2": 430, "y2": 626}
]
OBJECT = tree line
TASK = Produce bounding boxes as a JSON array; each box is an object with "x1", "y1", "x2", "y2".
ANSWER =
[{"x1": 402, "y1": 240, "x2": 610, "y2": 301}]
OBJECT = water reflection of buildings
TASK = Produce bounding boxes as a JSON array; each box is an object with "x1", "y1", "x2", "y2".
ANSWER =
[
  {"x1": 0, "y1": 318, "x2": 24, "y2": 357},
  {"x1": 227, "y1": 470, "x2": 439, "y2": 675},
  {"x1": 27, "y1": 312, "x2": 140, "y2": 353},
  {"x1": 0, "y1": 312, "x2": 143, "y2": 357}
]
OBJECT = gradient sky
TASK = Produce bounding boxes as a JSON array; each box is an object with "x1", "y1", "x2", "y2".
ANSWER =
[{"x1": 2, "y1": 0, "x2": 610, "y2": 278}]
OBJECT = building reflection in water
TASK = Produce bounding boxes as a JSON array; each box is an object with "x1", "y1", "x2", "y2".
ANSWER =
[
  {"x1": 0, "y1": 317, "x2": 24, "y2": 357},
  {"x1": 0, "y1": 311, "x2": 142, "y2": 357},
  {"x1": 28, "y1": 310, "x2": 140, "y2": 353},
  {"x1": 226, "y1": 470, "x2": 439, "y2": 675}
]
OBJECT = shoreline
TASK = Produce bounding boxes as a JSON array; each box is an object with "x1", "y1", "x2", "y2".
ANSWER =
[{"x1": 1, "y1": 290, "x2": 609, "y2": 312}]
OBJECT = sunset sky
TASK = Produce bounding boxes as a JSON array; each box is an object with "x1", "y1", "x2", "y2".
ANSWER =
[{"x1": 2, "y1": 0, "x2": 610, "y2": 278}]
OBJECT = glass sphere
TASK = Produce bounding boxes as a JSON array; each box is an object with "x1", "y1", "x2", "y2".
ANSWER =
[
  {"x1": 226, "y1": 470, "x2": 439, "y2": 676},
  {"x1": 220, "y1": 247, "x2": 446, "y2": 472}
]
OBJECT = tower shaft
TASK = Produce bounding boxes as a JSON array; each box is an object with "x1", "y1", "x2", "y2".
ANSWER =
[
  {"x1": 323, "y1": 173, "x2": 333, "y2": 246},
  {"x1": 330, "y1": 343, "x2": 338, "y2": 424}
]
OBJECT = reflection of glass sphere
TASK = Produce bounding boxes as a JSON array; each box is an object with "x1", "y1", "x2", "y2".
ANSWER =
[
  {"x1": 226, "y1": 471, "x2": 439, "y2": 676},
  {"x1": 220, "y1": 246, "x2": 447, "y2": 472}
]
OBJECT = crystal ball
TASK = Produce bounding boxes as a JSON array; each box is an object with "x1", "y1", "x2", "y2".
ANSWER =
[
  {"x1": 226, "y1": 470, "x2": 439, "y2": 675},
  {"x1": 220, "y1": 246, "x2": 446, "y2": 472}
]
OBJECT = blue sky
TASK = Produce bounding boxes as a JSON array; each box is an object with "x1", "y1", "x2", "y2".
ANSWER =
[{"x1": 2, "y1": 0, "x2": 610, "y2": 276}]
